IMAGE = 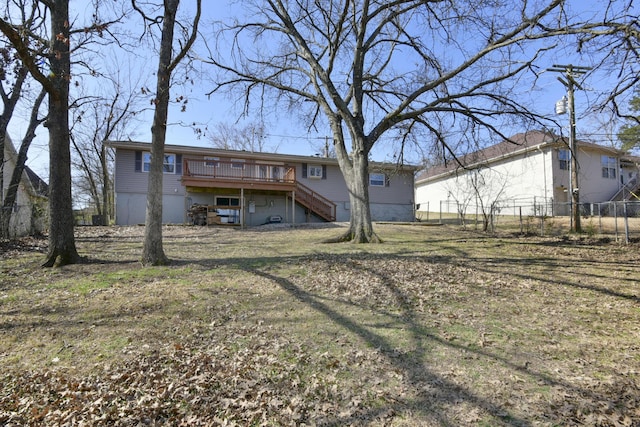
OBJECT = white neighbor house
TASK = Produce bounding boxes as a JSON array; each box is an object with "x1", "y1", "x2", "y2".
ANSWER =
[
  {"x1": 2, "y1": 134, "x2": 48, "y2": 237},
  {"x1": 415, "y1": 130, "x2": 640, "y2": 218}
]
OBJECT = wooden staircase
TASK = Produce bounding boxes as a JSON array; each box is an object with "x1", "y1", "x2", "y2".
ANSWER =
[
  {"x1": 609, "y1": 177, "x2": 640, "y2": 202},
  {"x1": 294, "y1": 182, "x2": 336, "y2": 221}
]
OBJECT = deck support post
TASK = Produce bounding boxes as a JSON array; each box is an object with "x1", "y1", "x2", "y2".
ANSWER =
[
  {"x1": 292, "y1": 190, "x2": 296, "y2": 225},
  {"x1": 240, "y1": 187, "x2": 244, "y2": 229}
]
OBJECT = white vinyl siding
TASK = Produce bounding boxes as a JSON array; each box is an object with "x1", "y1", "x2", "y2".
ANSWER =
[{"x1": 601, "y1": 155, "x2": 616, "y2": 179}]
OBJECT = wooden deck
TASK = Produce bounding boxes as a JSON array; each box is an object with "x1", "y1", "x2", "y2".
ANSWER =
[
  {"x1": 181, "y1": 158, "x2": 336, "y2": 221},
  {"x1": 181, "y1": 158, "x2": 297, "y2": 191}
]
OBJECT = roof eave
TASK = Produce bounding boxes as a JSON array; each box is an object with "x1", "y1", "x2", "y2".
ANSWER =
[{"x1": 106, "y1": 140, "x2": 420, "y2": 171}]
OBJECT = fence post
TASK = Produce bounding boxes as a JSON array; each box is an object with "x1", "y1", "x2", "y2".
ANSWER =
[
  {"x1": 439, "y1": 200, "x2": 443, "y2": 224},
  {"x1": 598, "y1": 203, "x2": 602, "y2": 234},
  {"x1": 519, "y1": 206, "x2": 523, "y2": 234},
  {"x1": 614, "y1": 202, "x2": 619, "y2": 242},
  {"x1": 624, "y1": 201, "x2": 630, "y2": 244}
]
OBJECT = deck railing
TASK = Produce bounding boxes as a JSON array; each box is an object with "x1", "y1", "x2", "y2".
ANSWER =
[
  {"x1": 184, "y1": 158, "x2": 296, "y2": 184},
  {"x1": 295, "y1": 181, "x2": 336, "y2": 221},
  {"x1": 609, "y1": 176, "x2": 640, "y2": 202}
]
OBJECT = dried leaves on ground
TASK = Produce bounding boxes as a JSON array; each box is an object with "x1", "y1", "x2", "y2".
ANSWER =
[{"x1": 1, "y1": 224, "x2": 639, "y2": 426}]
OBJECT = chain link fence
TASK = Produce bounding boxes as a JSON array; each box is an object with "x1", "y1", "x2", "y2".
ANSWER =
[{"x1": 416, "y1": 200, "x2": 640, "y2": 243}]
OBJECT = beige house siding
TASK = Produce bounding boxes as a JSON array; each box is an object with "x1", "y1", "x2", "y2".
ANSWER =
[
  {"x1": 114, "y1": 149, "x2": 185, "y2": 196},
  {"x1": 111, "y1": 142, "x2": 417, "y2": 225}
]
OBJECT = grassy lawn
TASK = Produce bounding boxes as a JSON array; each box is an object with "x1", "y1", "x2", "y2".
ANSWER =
[{"x1": 1, "y1": 223, "x2": 639, "y2": 426}]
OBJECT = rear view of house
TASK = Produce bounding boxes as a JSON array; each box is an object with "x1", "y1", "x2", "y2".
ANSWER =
[{"x1": 109, "y1": 141, "x2": 417, "y2": 226}]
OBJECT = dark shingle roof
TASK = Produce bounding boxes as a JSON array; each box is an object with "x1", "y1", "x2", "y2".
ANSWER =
[{"x1": 24, "y1": 166, "x2": 49, "y2": 197}]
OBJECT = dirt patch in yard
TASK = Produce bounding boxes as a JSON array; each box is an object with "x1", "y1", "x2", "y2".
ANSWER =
[{"x1": 1, "y1": 224, "x2": 639, "y2": 426}]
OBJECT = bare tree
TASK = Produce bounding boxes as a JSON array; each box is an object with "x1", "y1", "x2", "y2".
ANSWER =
[
  {"x1": 208, "y1": 121, "x2": 276, "y2": 152},
  {"x1": 618, "y1": 90, "x2": 640, "y2": 152},
  {"x1": 443, "y1": 178, "x2": 475, "y2": 229},
  {"x1": 466, "y1": 168, "x2": 509, "y2": 233},
  {"x1": 0, "y1": 0, "x2": 124, "y2": 265},
  {"x1": 133, "y1": 0, "x2": 200, "y2": 266},
  {"x1": 204, "y1": 0, "x2": 638, "y2": 243},
  {"x1": 1, "y1": 88, "x2": 46, "y2": 238},
  {"x1": 0, "y1": 2, "x2": 48, "y2": 239},
  {"x1": 0, "y1": 0, "x2": 81, "y2": 265},
  {"x1": 70, "y1": 65, "x2": 148, "y2": 225}
]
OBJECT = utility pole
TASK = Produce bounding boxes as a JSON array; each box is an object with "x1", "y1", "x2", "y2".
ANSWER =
[{"x1": 549, "y1": 64, "x2": 591, "y2": 233}]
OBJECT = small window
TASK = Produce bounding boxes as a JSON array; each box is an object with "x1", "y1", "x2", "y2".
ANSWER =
[
  {"x1": 558, "y1": 149, "x2": 569, "y2": 171},
  {"x1": 308, "y1": 165, "x2": 323, "y2": 179},
  {"x1": 231, "y1": 159, "x2": 245, "y2": 169},
  {"x1": 142, "y1": 152, "x2": 151, "y2": 172},
  {"x1": 601, "y1": 155, "x2": 616, "y2": 179},
  {"x1": 205, "y1": 156, "x2": 219, "y2": 167},
  {"x1": 163, "y1": 154, "x2": 176, "y2": 173},
  {"x1": 369, "y1": 173, "x2": 386, "y2": 187},
  {"x1": 142, "y1": 152, "x2": 176, "y2": 174},
  {"x1": 215, "y1": 197, "x2": 240, "y2": 206}
]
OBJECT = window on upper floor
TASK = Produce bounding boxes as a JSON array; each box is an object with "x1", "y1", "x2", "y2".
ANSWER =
[
  {"x1": 369, "y1": 172, "x2": 387, "y2": 187},
  {"x1": 139, "y1": 151, "x2": 177, "y2": 174},
  {"x1": 204, "y1": 156, "x2": 219, "y2": 167},
  {"x1": 231, "y1": 159, "x2": 245, "y2": 169},
  {"x1": 302, "y1": 163, "x2": 326, "y2": 179},
  {"x1": 601, "y1": 155, "x2": 616, "y2": 179},
  {"x1": 308, "y1": 165, "x2": 323, "y2": 179},
  {"x1": 558, "y1": 149, "x2": 570, "y2": 171}
]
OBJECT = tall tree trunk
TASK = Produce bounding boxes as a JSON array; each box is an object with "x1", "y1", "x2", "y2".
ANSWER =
[
  {"x1": 43, "y1": 0, "x2": 79, "y2": 266},
  {"x1": 344, "y1": 151, "x2": 380, "y2": 243},
  {"x1": 0, "y1": 66, "x2": 28, "y2": 239},
  {"x1": 331, "y1": 134, "x2": 380, "y2": 243},
  {"x1": 101, "y1": 143, "x2": 109, "y2": 225},
  {"x1": 141, "y1": 0, "x2": 179, "y2": 266},
  {"x1": 1, "y1": 89, "x2": 46, "y2": 238},
  {"x1": 1, "y1": 130, "x2": 9, "y2": 238}
]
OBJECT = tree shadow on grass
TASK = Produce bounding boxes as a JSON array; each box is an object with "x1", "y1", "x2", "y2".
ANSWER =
[
  {"x1": 466, "y1": 254, "x2": 640, "y2": 303},
  {"x1": 182, "y1": 246, "x2": 639, "y2": 426},
  {"x1": 242, "y1": 269, "x2": 529, "y2": 426},
  {"x1": 234, "y1": 258, "x2": 532, "y2": 426}
]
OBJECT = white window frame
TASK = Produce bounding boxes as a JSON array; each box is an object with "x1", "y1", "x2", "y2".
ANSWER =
[
  {"x1": 142, "y1": 152, "x2": 176, "y2": 174},
  {"x1": 163, "y1": 154, "x2": 176, "y2": 173},
  {"x1": 558, "y1": 149, "x2": 569, "y2": 171},
  {"x1": 204, "y1": 156, "x2": 219, "y2": 167},
  {"x1": 231, "y1": 159, "x2": 245, "y2": 169},
  {"x1": 308, "y1": 165, "x2": 323, "y2": 179},
  {"x1": 369, "y1": 172, "x2": 386, "y2": 187},
  {"x1": 601, "y1": 155, "x2": 616, "y2": 179},
  {"x1": 143, "y1": 152, "x2": 152, "y2": 172}
]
